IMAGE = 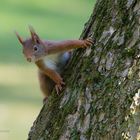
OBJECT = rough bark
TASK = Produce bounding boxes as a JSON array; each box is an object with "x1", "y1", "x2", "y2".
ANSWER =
[{"x1": 28, "y1": 0, "x2": 140, "y2": 140}]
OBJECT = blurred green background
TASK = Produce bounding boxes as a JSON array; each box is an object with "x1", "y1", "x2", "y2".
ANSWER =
[{"x1": 0, "y1": 0, "x2": 95, "y2": 139}]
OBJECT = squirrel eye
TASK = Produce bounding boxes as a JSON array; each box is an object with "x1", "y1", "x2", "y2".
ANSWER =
[{"x1": 34, "y1": 46, "x2": 38, "y2": 51}]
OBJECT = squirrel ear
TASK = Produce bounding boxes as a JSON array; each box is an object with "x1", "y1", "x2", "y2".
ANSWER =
[
  {"x1": 29, "y1": 25, "x2": 35, "y2": 41},
  {"x1": 29, "y1": 25, "x2": 40, "y2": 43},
  {"x1": 15, "y1": 31, "x2": 24, "y2": 45}
]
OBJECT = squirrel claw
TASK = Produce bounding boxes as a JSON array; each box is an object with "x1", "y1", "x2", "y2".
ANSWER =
[
  {"x1": 61, "y1": 81, "x2": 65, "y2": 85},
  {"x1": 54, "y1": 75, "x2": 65, "y2": 94},
  {"x1": 55, "y1": 85, "x2": 60, "y2": 95},
  {"x1": 83, "y1": 38, "x2": 94, "y2": 47},
  {"x1": 55, "y1": 82, "x2": 65, "y2": 95}
]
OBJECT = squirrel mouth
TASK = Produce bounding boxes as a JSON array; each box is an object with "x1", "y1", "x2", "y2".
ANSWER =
[
  {"x1": 27, "y1": 58, "x2": 32, "y2": 62},
  {"x1": 27, "y1": 56, "x2": 37, "y2": 63}
]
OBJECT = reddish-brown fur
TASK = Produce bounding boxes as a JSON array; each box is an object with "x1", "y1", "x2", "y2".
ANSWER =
[
  {"x1": 16, "y1": 26, "x2": 94, "y2": 101},
  {"x1": 45, "y1": 39, "x2": 93, "y2": 54},
  {"x1": 36, "y1": 60, "x2": 65, "y2": 95}
]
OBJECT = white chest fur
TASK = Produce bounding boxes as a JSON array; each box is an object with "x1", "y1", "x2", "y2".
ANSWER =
[
  {"x1": 42, "y1": 54, "x2": 59, "y2": 70},
  {"x1": 42, "y1": 52, "x2": 71, "y2": 71}
]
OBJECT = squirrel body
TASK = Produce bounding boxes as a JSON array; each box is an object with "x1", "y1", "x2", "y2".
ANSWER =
[
  {"x1": 42, "y1": 53, "x2": 61, "y2": 70},
  {"x1": 16, "y1": 26, "x2": 94, "y2": 101},
  {"x1": 40, "y1": 50, "x2": 70, "y2": 71}
]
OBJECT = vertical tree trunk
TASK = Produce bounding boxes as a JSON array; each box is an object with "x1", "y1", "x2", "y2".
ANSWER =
[{"x1": 28, "y1": 0, "x2": 140, "y2": 139}]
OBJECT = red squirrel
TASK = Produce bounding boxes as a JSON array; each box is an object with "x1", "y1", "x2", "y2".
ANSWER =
[{"x1": 15, "y1": 26, "x2": 94, "y2": 101}]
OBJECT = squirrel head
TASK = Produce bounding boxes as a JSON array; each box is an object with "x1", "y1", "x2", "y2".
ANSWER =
[{"x1": 15, "y1": 26, "x2": 46, "y2": 62}]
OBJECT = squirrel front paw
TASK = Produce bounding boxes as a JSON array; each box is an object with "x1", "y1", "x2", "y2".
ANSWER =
[
  {"x1": 55, "y1": 81, "x2": 65, "y2": 95},
  {"x1": 83, "y1": 38, "x2": 94, "y2": 48},
  {"x1": 54, "y1": 75, "x2": 65, "y2": 94}
]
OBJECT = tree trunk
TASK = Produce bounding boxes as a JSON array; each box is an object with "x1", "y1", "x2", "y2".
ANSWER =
[{"x1": 28, "y1": 0, "x2": 140, "y2": 139}]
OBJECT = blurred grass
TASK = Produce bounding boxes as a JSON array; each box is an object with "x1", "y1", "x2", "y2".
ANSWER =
[{"x1": 0, "y1": 0, "x2": 95, "y2": 139}]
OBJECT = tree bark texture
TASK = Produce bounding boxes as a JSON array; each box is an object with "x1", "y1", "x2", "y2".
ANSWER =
[{"x1": 28, "y1": 0, "x2": 140, "y2": 139}]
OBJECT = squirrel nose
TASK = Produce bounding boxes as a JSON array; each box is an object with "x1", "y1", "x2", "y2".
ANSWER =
[{"x1": 27, "y1": 58, "x2": 31, "y2": 62}]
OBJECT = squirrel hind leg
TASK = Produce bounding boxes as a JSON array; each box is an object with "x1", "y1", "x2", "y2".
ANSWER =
[{"x1": 38, "y1": 70, "x2": 55, "y2": 99}]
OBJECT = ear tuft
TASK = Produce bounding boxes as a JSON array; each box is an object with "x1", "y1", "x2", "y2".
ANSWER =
[
  {"x1": 29, "y1": 25, "x2": 35, "y2": 41},
  {"x1": 29, "y1": 25, "x2": 40, "y2": 44},
  {"x1": 15, "y1": 31, "x2": 24, "y2": 45}
]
